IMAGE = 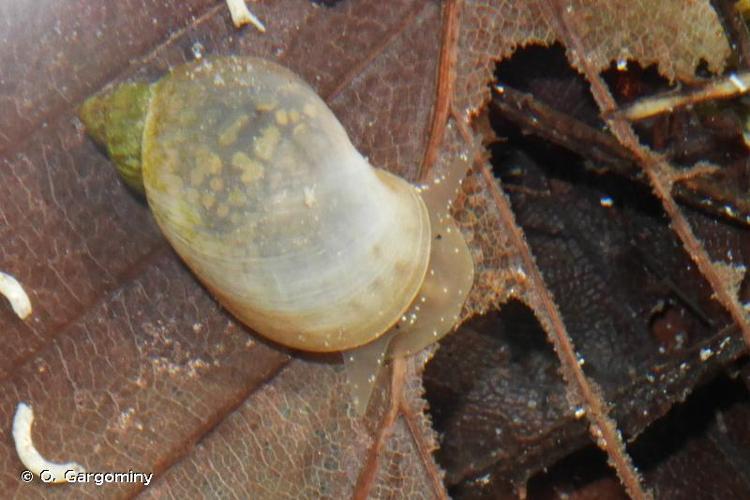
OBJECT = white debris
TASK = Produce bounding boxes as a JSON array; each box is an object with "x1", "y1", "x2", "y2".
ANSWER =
[
  {"x1": 699, "y1": 347, "x2": 714, "y2": 362},
  {"x1": 0, "y1": 271, "x2": 32, "y2": 319},
  {"x1": 226, "y1": 0, "x2": 266, "y2": 32},
  {"x1": 730, "y1": 72, "x2": 748, "y2": 93},
  {"x1": 12, "y1": 402, "x2": 85, "y2": 483}
]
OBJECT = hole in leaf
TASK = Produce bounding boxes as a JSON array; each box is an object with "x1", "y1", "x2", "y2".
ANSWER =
[{"x1": 424, "y1": 301, "x2": 574, "y2": 493}]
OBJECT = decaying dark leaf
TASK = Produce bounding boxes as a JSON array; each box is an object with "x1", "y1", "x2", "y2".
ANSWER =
[
  {"x1": 427, "y1": 0, "x2": 750, "y2": 498},
  {"x1": 523, "y1": 373, "x2": 750, "y2": 499},
  {"x1": 427, "y1": 122, "x2": 747, "y2": 494}
]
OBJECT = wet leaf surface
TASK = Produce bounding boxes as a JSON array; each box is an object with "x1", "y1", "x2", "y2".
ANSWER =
[
  {"x1": 427, "y1": 134, "x2": 747, "y2": 494},
  {"x1": 1, "y1": 0, "x2": 749, "y2": 499},
  {"x1": 1, "y1": 1, "x2": 445, "y2": 498},
  {"x1": 427, "y1": 0, "x2": 750, "y2": 497}
]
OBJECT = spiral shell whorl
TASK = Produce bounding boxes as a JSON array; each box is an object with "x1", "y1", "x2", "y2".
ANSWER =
[{"x1": 141, "y1": 57, "x2": 431, "y2": 351}]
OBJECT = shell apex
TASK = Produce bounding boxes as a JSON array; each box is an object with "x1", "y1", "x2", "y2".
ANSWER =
[{"x1": 79, "y1": 81, "x2": 153, "y2": 193}]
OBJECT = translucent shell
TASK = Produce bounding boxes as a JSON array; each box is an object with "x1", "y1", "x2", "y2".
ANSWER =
[{"x1": 141, "y1": 57, "x2": 432, "y2": 352}]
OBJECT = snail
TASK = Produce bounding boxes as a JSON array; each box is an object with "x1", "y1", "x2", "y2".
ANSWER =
[{"x1": 79, "y1": 56, "x2": 474, "y2": 411}]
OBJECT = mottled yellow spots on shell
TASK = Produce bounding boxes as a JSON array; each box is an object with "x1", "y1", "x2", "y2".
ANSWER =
[
  {"x1": 254, "y1": 125, "x2": 281, "y2": 161},
  {"x1": 162, "y1": 147, "x2": 180, "y2": 173},
  {"x1": 274, "y1": 109, "x2": 288, "y2": 125},
  {"x1": 228, "y1": 189, "x2": 247, "y2": 206},
  {"x1": 209, "y1": 177, "x2": 224, "y2": 192},
  {"x1": 216, "y1": 203, "x2": 230, "y2": 218},
  {"x1": 160, "y1": 173, "x2": 183, "y2": 195},
  {"x1": 255, "y1": 100, "x2": 276, "y2": 112},
  {"x1": 231, "y1": 152, "x2": 264, "y2": 184},
  {"x1": 218, "y1": 114, "x2": 249, "y2": 147},
  {"x1": 195, "y1": 148, "x2": 223, "y2": 175},
  {"x1": 251, "y1": 170, "x2": 271, "y2": 188},
  {"x1": 201, "y1": 193, "x2": 215, "y2": 210},
  {"x1": 292, "y1": 123, "x2": 307, "y2": 138}
]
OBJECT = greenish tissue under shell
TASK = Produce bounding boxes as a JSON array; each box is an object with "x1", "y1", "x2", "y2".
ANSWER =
[{"x1": 79, "y1": 82, "x2": 152, "y2": 193}]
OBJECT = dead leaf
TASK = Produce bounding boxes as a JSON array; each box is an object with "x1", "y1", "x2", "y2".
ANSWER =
[
  {"x1": 1, "y1": 1, "x2": 447, "y2": 497},
  {"x1": 1, "y1": 0, "x2": 749, "y2": 499},
  {"x1": 427, "y1": 0, "x2": 750, "y2": 498}
]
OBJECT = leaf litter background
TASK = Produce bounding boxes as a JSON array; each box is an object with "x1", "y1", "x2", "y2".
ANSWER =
[{"x1": 0, "y1": 0, "x2": 749, "y2": 498}]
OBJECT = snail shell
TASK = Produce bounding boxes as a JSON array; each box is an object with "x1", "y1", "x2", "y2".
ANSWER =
[{"x1": 80, "y1": 56, "x2": 473, "y2": 360}]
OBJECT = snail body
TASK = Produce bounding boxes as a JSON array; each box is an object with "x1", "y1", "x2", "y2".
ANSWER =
[{"x1": 80, "y1": 56, "x2": 473, "y2": 368}]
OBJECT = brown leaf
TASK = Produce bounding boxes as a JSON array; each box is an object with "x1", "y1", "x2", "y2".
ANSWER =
[
  {"x1": 1, "y1": 1, "x2": 448, "y2": 498},
  {"x1": 2, "y1": 0, "x2": 749, "y2": 498},
  {"x1": 455, "y1": 0, "x2": 730, "y2": 118}
]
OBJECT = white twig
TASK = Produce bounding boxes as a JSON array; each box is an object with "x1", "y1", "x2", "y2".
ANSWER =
[
  {"x1": 619, "y1": 71, "x2": 750, "y2": 121},
  {"x1": 0, "y1": 271, "x2": 32, "y2": 319},
  {"x1": 13, "y1": 402, "x2": 85, "y2": 483},
  {"x1": 226, "y1": 0, "x2": 266, "y2": 32}
]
